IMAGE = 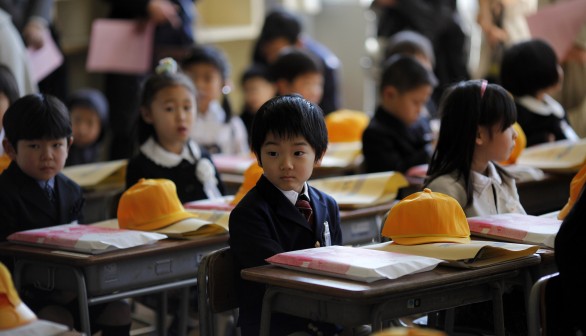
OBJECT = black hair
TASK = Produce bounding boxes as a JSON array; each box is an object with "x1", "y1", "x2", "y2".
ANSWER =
[
  {"x1": 379, "y1": 54, "x2": 438, "y2": 94},
  {"x1": 252, "y1": 7, "x2": 302, "y2": 64},
  {"x1": 270, "y1": 48, "x2": 323, "y2": 84},
  {"x1": 384, "y1": 30, "x2": 435, "y2": 67},
  {"x1": 0, "y1": 65, "x2": 20, "y2": 105},
  {"x1": 138, "y1": 58, "x2": 196, "y2": 145},
  {"x1": 240, "y1": 63, "x2": 274, "y2": 86},
  {"x1": 424, "y1": 80, "x2": 517, "y2": 207},
  {"x1": 251, "y1": 95, "x2": 328, "y2": 165},
  {"x1": 500, "y1": 39, "x2": 560, "y2": 97},
  {"x1": 3, "y1": 93, "x2": 72, "y2": 150},
  {"x1": 67, "y1": 88, "x2": 109, "y2": 142},
  {"x1": 181, "y1": 44, "x2": 233, "y2": 123}
]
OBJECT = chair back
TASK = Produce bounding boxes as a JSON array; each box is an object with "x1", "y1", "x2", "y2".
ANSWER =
[
  {"x1": 198, "y1": 247, "x2": 239, "y2": 336},
  {"x1": 528, "y1": 272, "x2": 559, "y2": 336}
]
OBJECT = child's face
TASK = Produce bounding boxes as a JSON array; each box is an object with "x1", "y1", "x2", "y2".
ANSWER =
[
  {"x1": 5, "y1": 137, "x2": 70, "y2": 182},
  {"x1": 0, "y1": 92, "x2": 9, "y2": 131},
  {"x1": 243, "y1": 77, "x2": 276, "y2": 113},
  {"x1": 278, "y1": 72, "x2": 323, "y2": 105},
  {"x1": 476, "y1": 123, "x2": 518, "y2": 164},
  {"x1": 142, "y1": 85, "x2": 195, "y2": 153},
  {"x1": 258, "y1": 132, "x2": 321, "y2": 194},
  {"x1": 384, "y1": 84, "x2": 432, "y2": 126},
  {"x1": 262, "y1": 37, "x2": 294, "y2": 64},
  {"x1": 71, "y1": 106, "x2": 101, "y2": 148},
  {"x1": 183, "y1": 63, "x2": 223, "y2": 114}
]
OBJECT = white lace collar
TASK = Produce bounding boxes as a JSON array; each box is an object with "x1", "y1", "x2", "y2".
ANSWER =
[
  {"x1": 139, "y1": 137, "x2": 201, "y2": 168},
  {"x1": 517, "y1": 94, "x2": 565, "y2": 118}
]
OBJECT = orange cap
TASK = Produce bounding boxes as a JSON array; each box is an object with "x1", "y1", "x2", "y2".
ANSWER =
[
  {"x1": 325, "y1": 109, "x2": 370, "y2": 143},
  {"x1": 118, "y1": 178, "x2": 196, "y2": 230},
  {"x1": 373, "y1": 327, "x2": 447, "y2": 336},
  {"x1": 0, "y1": 262, "x2": 36, "y2": 330},
  {"x1": 558, "y1": 164, "x2": 586, "y2": 220},
  {"x1": 230, "y1": 162, "x2": 263, "y2": 205},
  {"x1": 382, "y1": 188, "x2": 470, "y2": 245},
  {"x1": 500, "y1": 122, "x2": 526, "y2": 165}
]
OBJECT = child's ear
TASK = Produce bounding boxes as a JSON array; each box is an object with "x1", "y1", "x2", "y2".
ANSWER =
[
  {"x1": 476, "y1": 127, "x2": 487, "y2": 146},
  {"x1": 2, "y1": 139, "x2": 16, "y2": 160},
  {"x1": 314, "y1": 156, "x2": 323, "y2": 168},
  {"x1": 68, "y1": 137, "x2": 74, "y2": 148},
  {"x1": 382, "y1": 86, "x2": 398, "y2": 102},
  {"x1": 141, "y1": 107, "x2": 154, "y2": 124}
]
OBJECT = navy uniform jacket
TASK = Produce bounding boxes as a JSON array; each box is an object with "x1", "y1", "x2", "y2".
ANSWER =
[
  {"x1": 0, "y1": 161, "x2": 85, "y2": 241},
  {"x1": 362, "y1": 105, "x2": 431, "y2": 174},
  {"x1": 229, "y1": 175, "x2": 342, "y2": 336},
  {"x1": 516, "y1": 103, "x2": 569, "y2": 147}
]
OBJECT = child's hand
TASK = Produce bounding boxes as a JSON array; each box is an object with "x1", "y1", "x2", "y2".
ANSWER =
[
  {"x1": 23, "y1": 20, "x2": 46, "y2": 50},
  {"x1": 147, "y1": 0, "x2": 180, "y2": 28}
]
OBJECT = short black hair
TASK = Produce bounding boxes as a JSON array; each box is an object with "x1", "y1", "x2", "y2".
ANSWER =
[
  {"x1": 251, "y1": 95, "x2": 328, "y2": 165},
  {"x1": 270, "y1": 48, "x2": 322, "y2": 83},
  {"x1": 181, "y1": 44, "x2": 230, "y2": 81},
  {"x1": 380, "y1": 54, "x2": 438, "y2": 94},
  {"x1": 241, "y1": 63, "x2": 274, "y2": 86},
  {"x1": 500, "y1": 39, "x2": 560, "y2": 97},
  {"x1": 3, "y1": 94, "x2": 72, "y2": 150},
  {"x1": 0, "y1": 65, "x2": 20, "y2": 105},
  {"x1": 258, "y1": 8, "x2": 302, "y2": 46},
  {"x1": 384, "y1": 30, "x2": 435, "y2": 66}
]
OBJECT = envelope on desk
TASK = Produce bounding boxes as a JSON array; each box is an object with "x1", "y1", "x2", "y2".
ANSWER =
[
  {"x1": 364, "y1": 241, "x2": 540, "y2": 269},
  {"x1": 467, "y1": 213, "x2": 561, "y2": 248},
  {"x1": 310, "y1": 171, "x2": 408, "y2": 209},
  {"x1": 62, "y1": 159, "x2": 127, "y2": 190},
  {"x1": 267, "y1": 245, "x2": 442, "y2": 283}
]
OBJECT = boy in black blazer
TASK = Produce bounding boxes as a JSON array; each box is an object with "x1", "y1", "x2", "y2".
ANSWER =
[
  {"x1": 229, "y1": 95, "x2": 343, "y2": 336},
  {"x1": 0, "y1": 93, "x2": 131, "y2": 336}
]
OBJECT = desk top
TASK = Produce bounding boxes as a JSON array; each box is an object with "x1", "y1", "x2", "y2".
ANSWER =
[
  {"x1": 0, "y1": 234, "x2": 229, "y2": 266},
  {"x1": 242, "y1": 255, "x2": 541, "y2": 300}
]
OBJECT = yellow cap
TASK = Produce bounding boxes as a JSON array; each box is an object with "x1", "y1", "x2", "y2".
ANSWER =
[
  {"x1": 382, "y1": 188, "x2": 470, "y2": 245},
  {"x1": 118, "y1": 178, "x2": 196, "y2": 230},
  {"x1": 230, "y1": 162, "x2": 263, "y2": 205},
  {"x1": 500, "y1": 122, "x2": 526, "y2": 165},
  {"x1": 372, "y1": 327, "x2": 447, "y2": 336},
  {"x1": 558, "y1": 164, "x2": 586, "y2": 220},
  {"x1": 325, "y1": 109, "x2": 370, "y2": 143},
  {"x1": 0, "y1": 262, "x2": 37, "y2": 330}
]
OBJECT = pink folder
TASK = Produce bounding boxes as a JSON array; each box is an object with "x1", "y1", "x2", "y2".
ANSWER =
[
  {"x1": 527, "y1": 0, "x2": 586, "y2": 61},
  {"x1": 86, "y1": 19, "x2": 155, "y2": 74},
  {"x1": 26, "y1": 29, "x2": 63, "y2": 82}
]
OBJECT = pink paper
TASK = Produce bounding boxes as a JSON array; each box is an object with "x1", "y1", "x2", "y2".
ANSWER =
[
  {"x1": 26, "y1": 29, "x2": 63, "y2": 82},
  {"x1": 86, "y1": 19, "x2": 155, "y2": 74},
  {"x1": 527, "y1": 0, "x2": 586, "y2": 60}
]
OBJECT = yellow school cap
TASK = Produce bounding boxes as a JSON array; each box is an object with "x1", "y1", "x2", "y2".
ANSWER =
[
  {"x1": 500, "y1": 122, "x2": 526, "y2": 165},
  {"x1": 372, "y1": 327, "x2": 446, "y2": 336},
  {"x1": 325, "y1": 109, "x2": 370, "y2": 143},
  {"x1": 382, "y1": 188, "x2": 470, "y2": 245},
  {"x1": 118, "y1": 178, "x2": 196, "y2": 231},
  {"x1": 558, "y1": 164, "x2": 586, "y2": 220},
  {"x1": 0, "y1": 262, "x2": 36, "y2": 330},
  {"x1": 230, "y1": 161, "x2": 264, "y2": 205}
]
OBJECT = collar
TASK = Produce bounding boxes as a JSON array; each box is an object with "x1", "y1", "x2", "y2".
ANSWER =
[
  {"x1": 280, "y1": 182, "x2": 311, "y2": 206},
  {"x1": 0, "y1": 128, "x2": 4, "y2": 155},
  {"x1": 472, "y1": 161, "x2": 502, "y2": 188},
  {"x1": 517, "y1": 95, "x2": 565, "y2": 118},
  {"x1": 37, "y1": 177, "x2": 55, "y2": 190},
  {"x1": 198, "y1": 100, "x2": 225, "y2": 123},
  {"x1": 139, "y1": 137, "x2": 201, "y2": 167}
]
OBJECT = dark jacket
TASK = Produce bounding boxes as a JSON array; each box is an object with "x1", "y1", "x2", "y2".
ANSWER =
[
  {"x1": 362, "y1": 105, "x2": 431, "y2": 173},
  {"x1": 228, "y1": 175, "x2": 342, "y2": 336},
  {"x1": 0, "y1": 161, "x2": 85, "y2": 241},
  {"x1": 516, "y1": 102, "x2": 570, "y2": 147}
]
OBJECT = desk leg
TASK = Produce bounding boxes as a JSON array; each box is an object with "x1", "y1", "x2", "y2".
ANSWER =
[
  {"x1": 178, "y1": 286, "x2": 189, "y2": 336},
  {"x1": 259, "y1": 289, "x2": 276, "y2": 336},
  {"x1": 491, "y1": 281, "x2": 506, "y2": 336},
  {"x1": 158, "y1": 291, "x2": 168, "y2": 336},
  {"x1": 69, "y1": 267, "x2": 92, "y2": 336}
]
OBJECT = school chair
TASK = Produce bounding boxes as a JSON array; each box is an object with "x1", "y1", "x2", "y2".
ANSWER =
[
  {"x1": 528, "y1": 272, "x2": 559, "y2": 336},
  {"x1": 197, "y1": 247, "x2": 240, "y2": 336}
]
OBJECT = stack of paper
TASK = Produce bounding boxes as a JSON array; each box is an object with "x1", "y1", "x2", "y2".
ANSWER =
[
  {"x1": 320, "y1": 142, "x2": 363, "y2": 168},
  {"x1": 364, "y1": 241, "x2": 540, "y2": 269},
  {"x1": 310, "y1": 171, "x2": 409, "y2": 209},
  {"x1": 266, "y1": 245, "x2": 442, "y2": 283},
  {"x1": 62, "y1": 159, "x2": 127, "y2": 190},
  {"x1": 184, "y1": 196, "x2": 236, "y2": 211},
  {"x1": 516, "y1": 138, "x2": 586, "y2": 173},
  {"x1": 467, "y1": 213, "x2": 561, "y2": 248},
  {"x1": 7, "y1": 223, "x2": 166, "y2": 254}
]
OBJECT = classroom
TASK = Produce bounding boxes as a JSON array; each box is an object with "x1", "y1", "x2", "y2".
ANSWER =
[{"x1": 0, "y1": 0, "x2": 585, "y2": 335}]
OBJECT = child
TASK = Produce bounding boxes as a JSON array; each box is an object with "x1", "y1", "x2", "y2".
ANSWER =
[
  {"x1": 239, "y1": 63, "x2": 276, "y2": 136},
  {"x1": 270, "y1": 47, "x2": 324, "y2": 107},
  {"x1": 500, "y1": 38, "x2": 579, "y2": 147},
  {"x1": 0, "y1": 93, "x2": 131, "y2": 335},
  {"x1": 229, "y1": 95, "x2": 343, "y2": 336},
  {"x1": 125, "y1": 58, "x2": 224, "y2": 204},
  {"x1": 0, "y1": 65, "x2": 20, "y2": 174},
  {"x1": 180, "y1": 44, "x2": 249, "y2": 156},
  {"x1": 65, "y1": 88, "x2": 109, "y2": 166},
  {"x1": 362, "y1": 54, "x2": 437, "y2": 174},
  {"x1": 424, "y1": 80, "x2": 526, "y2": 217}
]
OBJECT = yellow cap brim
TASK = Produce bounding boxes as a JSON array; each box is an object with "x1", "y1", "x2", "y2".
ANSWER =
[{"x1": 121, "y1": 211, "x2": 196, "y2": 231}]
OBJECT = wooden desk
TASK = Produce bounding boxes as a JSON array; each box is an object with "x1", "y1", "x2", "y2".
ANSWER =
[
  {"x1": 0, "y1": 235, "x2": 228, "y2": 336},
  {"x1": 242, "y1": 255, "x2": 541, "y2": 336}
]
